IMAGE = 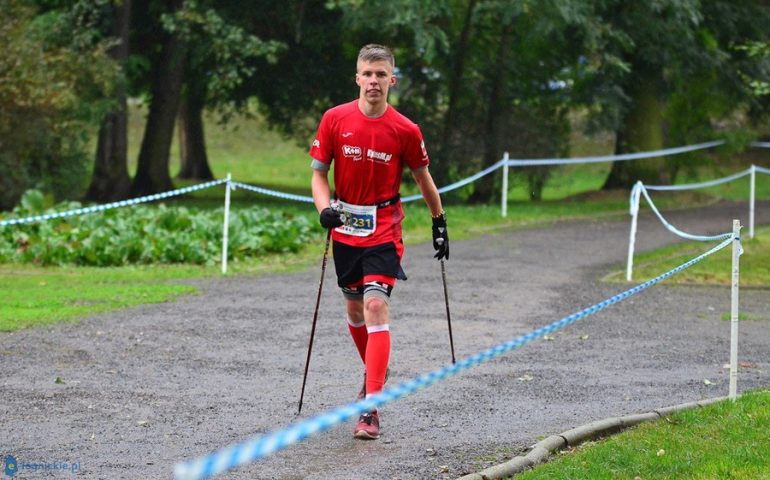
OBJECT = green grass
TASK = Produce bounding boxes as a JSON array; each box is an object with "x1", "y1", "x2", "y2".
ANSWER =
[
  {"x1": 0, "y1": 264, "x2": 198, "y2": 330},
  {"x1": 514, "y1": 388, "x2": 770, "y2": 480},
  {"x1": 0, "y1": 248, "x2": 325, "y2": 331},
  {"x1": 609, "y1": 229, "x2": 770, "y2": 286}
]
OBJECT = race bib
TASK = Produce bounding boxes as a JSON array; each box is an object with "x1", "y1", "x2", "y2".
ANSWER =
[{"x1": 335, "y1": 201, "x2": 377, "y2": 237}]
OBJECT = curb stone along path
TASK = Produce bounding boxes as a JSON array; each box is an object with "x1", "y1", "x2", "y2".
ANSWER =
[
  {"x1": 1, "y1": 200, "x2": 768, "y2": 480},
  {"x1": 456, "y1": 396, "x2": 731, "y2": 480}
]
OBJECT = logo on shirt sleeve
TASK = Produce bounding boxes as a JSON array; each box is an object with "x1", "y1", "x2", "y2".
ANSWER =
[
  {"x1": 420, "y1": 140, "x2": 429, "y2": 161},
  {"x1": 312, "y1": 139, "x2": 320, "y2": 149}
]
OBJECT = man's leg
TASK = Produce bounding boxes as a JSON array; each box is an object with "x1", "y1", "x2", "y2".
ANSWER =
[
  {"x1": 362, "y1": 295, "x2": 390, "y2": 397},
  {"x1": 346, "y1": 299, "x2": 367, "y2": 365}
]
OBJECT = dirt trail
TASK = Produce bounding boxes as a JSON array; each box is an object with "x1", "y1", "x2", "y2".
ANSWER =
[{"x1": 2, "y1": 200, "x2": 769, "y2": 480}]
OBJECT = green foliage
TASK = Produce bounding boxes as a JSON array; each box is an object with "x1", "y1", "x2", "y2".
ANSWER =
[
  {"x1": 0, "y1": 0, "x2": 119, "y2": 210},
  {"x1": 0, "y1": 190, "x2": 321, "y2": 266},
  {"x1": 161, "y1": 0, "x2": 286, "y2": 122},
  {"x1": 734, "y1": 41, "x2": 770, "y2": 99}
]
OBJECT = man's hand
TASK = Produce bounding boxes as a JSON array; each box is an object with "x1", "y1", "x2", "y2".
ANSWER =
[
  {"x1": 432, "y1": 212, "x2": 449, "y2": 260},
  {"x1": 319, "y1": 207, "x2": 344, "y2": 229}
]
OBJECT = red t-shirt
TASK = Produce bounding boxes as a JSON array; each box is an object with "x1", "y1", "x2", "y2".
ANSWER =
[{"x1": 310, "y1": 100, "x2": 430, "y2": 247}]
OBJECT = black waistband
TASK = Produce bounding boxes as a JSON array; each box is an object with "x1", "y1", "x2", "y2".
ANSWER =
[{"x1": 335, "y1": 193, "x2": 400, "y2": 209}]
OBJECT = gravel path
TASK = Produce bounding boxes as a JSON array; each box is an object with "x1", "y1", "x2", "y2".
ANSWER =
[{"x1": 2, "y1": 200, "x2": 769, "y2": 480}]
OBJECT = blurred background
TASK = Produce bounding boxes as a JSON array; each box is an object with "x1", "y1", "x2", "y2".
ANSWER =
[{"x1": 1, "y1": 0, "x2": 768, "y2": 211}]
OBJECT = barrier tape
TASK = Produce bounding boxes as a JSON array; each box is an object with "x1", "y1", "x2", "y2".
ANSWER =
[
  {"x1": 643, "y1": 168, "x2": 752, "y2": 191},
  {"x1": 0, "y1": 180, "x2": 227, "y2": 227},
  {"x1": 402, "y1": 159, "x2": 507, "y2": 202},
  {"x1": 750, "y1": 142, "x2": 770, "y2": 148},
  {"x1": 228, "y1": 181, "x2": 314, "y2": 203},
  {"x1": 756, "y1": 166, "x2": 770, "y2": 175},
  {"x1": 507, "y1": 140, "x2": 725, "y2": 167},
  {"x1": 631, "y1": 183, "x2": 732, "y2": 242},
  {"x1": 173, "y1": 235, "x2": 734, "y2": 480}
]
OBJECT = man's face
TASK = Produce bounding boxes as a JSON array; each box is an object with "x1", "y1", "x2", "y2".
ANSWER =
[{"x1": 356, "y1": 59, "x2": 396, "y2": 107}]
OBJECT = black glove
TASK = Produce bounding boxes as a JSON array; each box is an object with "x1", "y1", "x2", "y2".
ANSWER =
[
  {"x1": 431, "y1": 212, "x2": 449, "y2": 260},
  {"x1": 319, "y1": 207, "x2": 344, "y2": 229}
]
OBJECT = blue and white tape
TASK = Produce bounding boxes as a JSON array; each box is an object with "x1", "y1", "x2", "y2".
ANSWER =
[
  {"x1": 173, "y1": 236, "x2": 733, "y2": 480},
  {"x1": 0, "y1": 180, "x2": 227, "y2": 227},
  {"x1": 643, "y1": 168, "x2": 752, "y2": 191},
  {"x1": 631, "y1": 183, "x2": 732, "y2": 242},
  {"x1": 756, "y1": 166, "x2": 770, "y2": 175},
  {"x1": 228, "y1": 181, "x2": 314, "y2": 203},
  {"x1": 507, "y1": 140, "x2": 725, "y2": 167},
  {"x1": 402, "y1": 159, "x2": 507, "y2": 202}
]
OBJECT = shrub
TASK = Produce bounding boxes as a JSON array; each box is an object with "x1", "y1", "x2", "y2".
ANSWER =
[{"x1": 0, "y1": 190, "x2": 321, "y2": 266}]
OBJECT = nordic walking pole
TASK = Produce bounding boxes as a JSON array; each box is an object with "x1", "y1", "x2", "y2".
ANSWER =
[
  {"x1": 298, "y1": 229, "x2": 332, "y2": 415},
  {"x1": 437, "y1": 238, "x2": 456, "y2": 364}
]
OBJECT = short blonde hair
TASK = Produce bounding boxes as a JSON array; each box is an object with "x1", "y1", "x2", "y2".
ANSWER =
[{"x1": 357, "y1": 44, "x2": 395, "y2": 70}]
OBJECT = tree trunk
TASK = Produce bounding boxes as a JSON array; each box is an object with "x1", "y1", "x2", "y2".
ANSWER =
[
  {"x1": 436, "y1": 0, "x2": 479, "y2": 186},
  {"x1": 85, "y1": 0, "x2": 132, "y2": 202},
  {"x1": 131, "y1": 0, "x2": 186, "y2": 196},
  {"x1": 177, "y1": 85, "x2": 214, "y2": 180},
  {"x1": 602, "y1": 72, "x2": 666, "y2": 189},
  {"x1": 468, "y1": 20, "x2": 513, "y2": 204}
]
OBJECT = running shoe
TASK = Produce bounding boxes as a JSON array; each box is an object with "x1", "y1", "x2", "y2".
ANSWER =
[
  {"x1": 354, "y1": 410, "x2": 380, "y2": 440},
  {"x1": 356, "y1": 368, "x2": 390, "y2": 401}
]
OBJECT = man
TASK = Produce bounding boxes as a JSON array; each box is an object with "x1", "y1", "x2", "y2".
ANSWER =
[{"x1": 309, "y1": 44, "x2": 449, "y2": 440}]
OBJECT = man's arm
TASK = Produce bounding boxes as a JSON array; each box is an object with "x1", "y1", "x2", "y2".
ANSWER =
[
  {"x1": 411, "y1": 167, "x2": 443, "y2": 216},
  {"x1": 412, "y1": 166, "x2": 449, "y2": 260},
  {"x1": 312, "y1": 168, "x2": 344, "y2": 229},
  {"x1": 311, "y1": 168, "x2": 333, "y2": 214}
]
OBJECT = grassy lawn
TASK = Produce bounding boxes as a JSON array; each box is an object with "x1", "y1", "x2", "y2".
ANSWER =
[
  {"x1": 608, "y1": 228, "x2": 770, "y2": 287},
  {"x1": 514, "y1": 387, "x2": 770, "y2": 480}
]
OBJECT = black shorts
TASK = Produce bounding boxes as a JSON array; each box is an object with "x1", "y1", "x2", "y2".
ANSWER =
[{"x1": 333, "y1": 241, "x2": 407, "y2": 291}]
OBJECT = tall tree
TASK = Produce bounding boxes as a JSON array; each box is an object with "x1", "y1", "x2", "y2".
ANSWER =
[
  {"x1": 571, "y1": 0, "x2": 770, "y2": 189},
  {"x1": 0, "y1": 0, "x2": 117, "y2": 209},
  {"x1": 176, "y1": 81, "x2": 213, "y2": 180},
  {"x1": 130, "y1": 0, "x2": 186, "y2": 196},
  {"x1": 86, "y1": 0, "x2": 133, "y2": 201},
  {"x1": 168, "y1": 2, "x2": 283, "y2": 180}
]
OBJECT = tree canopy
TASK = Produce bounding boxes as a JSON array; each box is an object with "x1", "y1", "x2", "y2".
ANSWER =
[{"x1": 1, "y1": 0, "x2": 767, "y2": 208}]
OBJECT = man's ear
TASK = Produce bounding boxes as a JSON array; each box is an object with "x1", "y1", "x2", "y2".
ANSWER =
[{"x1": 390, "y1": 75, "x2": 396, "y2": 87}]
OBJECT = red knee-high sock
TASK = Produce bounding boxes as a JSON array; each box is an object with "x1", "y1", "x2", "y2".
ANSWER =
[
  {"x1": 365, "y1": 325, "x2": 390, "y2": 396},
  {"x1": 347, "y1": 317, "x2": 368, "y2": 365}
]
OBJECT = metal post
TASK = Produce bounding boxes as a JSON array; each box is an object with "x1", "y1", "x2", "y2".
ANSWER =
[
  {"x1": 729, "y1": 219, "x2": 741, "y2": 401},
  {"x1": 749, "y1": 165, "x2": 755, "y2": 239},
  {"x1": 221, "y1": 173, "x2": 232, "y2": 274},
  {"x1": 501, "y1": 152, "x2": 509, "y2": 218},
  {"x1": 626, "y1": 182, "x2": 642, "y2": 281}
]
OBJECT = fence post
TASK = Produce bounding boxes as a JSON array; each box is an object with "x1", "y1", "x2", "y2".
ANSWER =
[
  {"x1": 501, "y1": 152, "x2": 510, "y2": 218},
  {"x1": 729, "y1": 219, "x2": 741, "y2": 401},
  {"x1": 222, "y1": 173, "x2": 232, "y2": 274},
  {"x1": 626, "y1": 182, "x2": 642, "y2": 281},
  {"x1": 749, "y1": 165, "x2": 755, "y2": 239}
]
